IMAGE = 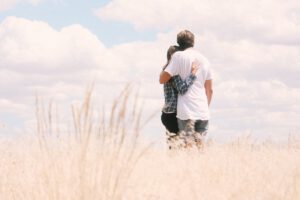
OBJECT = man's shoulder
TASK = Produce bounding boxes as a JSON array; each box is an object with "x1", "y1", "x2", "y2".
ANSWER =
[
  {"x1": 174, "y1": 49, "x2": 209, "y2": 64},
  {"x1": 193, "y1": 50, "x2": 210, "y2": 66},
  {"x1": 170, "y1": 51, "x2": 187, "y2": 63},
  {"x1": 183, "y1": 48, "x2": 205, "y2": 57},
  {"x1": 173, "y1": 49, "x2": 194, "y2": 59},
  {"x1": 173, "y1": 51, "x2": 185, "y2": 57}
]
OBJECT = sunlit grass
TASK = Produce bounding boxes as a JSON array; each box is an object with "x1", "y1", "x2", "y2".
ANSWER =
[{"x1": 0, "y1": 85, "x2": 299, "y2": 200}]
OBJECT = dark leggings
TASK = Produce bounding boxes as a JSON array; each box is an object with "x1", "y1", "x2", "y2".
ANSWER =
[{"x1": 161, "y1": 112, "x2": 179, "y2": 134}]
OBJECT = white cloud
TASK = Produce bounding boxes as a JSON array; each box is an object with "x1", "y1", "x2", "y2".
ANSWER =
[
  {"x1": 0, "y1": 0, "x2": 20, "y2": 11},
  {"x1": 0, "y1": 17, "x2": 109, "y2": 131},
  {"x1": 0, "y1": 0, "x2": 41, "y2": 11},
  {"x1": 0, "y1": 17, "x2": 107, "y2": 74},
  {"x1": 0, "y1": 16, "x2": 299, "y2": 142},
  {"x1": 96, "y1": 0, "x2": 300, "y2": 45},
  {"x1": 0, "y1": 17, "x2": 165, "y2": 137},
  {"x1": 0, "y1": 98, "x2": 27, "y2": 113}
]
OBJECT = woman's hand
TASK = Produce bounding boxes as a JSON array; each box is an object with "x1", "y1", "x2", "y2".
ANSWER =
[{"x1": 191, "y1": 60, "x2": 200, "y2": 75}]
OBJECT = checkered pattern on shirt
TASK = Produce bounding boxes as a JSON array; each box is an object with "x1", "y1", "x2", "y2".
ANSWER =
[{"x1": 162, "y1": 74, "x2": 196, "y2": 113}]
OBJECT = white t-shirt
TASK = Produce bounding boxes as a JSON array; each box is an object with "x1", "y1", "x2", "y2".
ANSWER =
[{"x1": 165, "y1": 48, "x2": 212, "y2": 120}]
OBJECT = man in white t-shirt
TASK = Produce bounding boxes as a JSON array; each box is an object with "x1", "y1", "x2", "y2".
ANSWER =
[{"x1": 159, "y1": 30, "x2": 213, "y2": 148}]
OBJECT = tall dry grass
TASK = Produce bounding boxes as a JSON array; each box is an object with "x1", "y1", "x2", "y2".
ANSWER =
[{"x1": 0, "y1": 85, "x2": 300, "y2": 200}]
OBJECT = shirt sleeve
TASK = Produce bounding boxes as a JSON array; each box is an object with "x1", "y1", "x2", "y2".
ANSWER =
[
  {"x1": 172, "y1": 74, "x2": 196, "y2": 95},
  {"x1": 206, "y1": 68, "x2": 213, "y2": 80},
  {"x1": 203, "y1": 58, "x2": 212, "y2": 80},
  {"x1": 164, "y1": 53, "x2": 180, "y2": 76}
]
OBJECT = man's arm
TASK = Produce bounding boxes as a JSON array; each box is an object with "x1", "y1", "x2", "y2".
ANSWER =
[
  {"x1": 204, "y1": 80, "x2": 213, "y2": 106},
  {"x1": 159, "y1": 71, "x2": 172, "y2": 84}
]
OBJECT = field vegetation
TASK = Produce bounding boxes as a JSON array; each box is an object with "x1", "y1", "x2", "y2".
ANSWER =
[{"x1": 1, "y1": 85, "x2": 299, "y2": 200}]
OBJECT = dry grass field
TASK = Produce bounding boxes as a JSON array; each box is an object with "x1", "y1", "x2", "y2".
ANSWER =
[{"x1": 1, "y1": 86, "x2": 299, "y2": 200}]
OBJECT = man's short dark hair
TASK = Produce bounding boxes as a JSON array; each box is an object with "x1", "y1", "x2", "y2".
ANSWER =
[{"x1": 177, "y1": 30, "x2": 195, "y2": 50}]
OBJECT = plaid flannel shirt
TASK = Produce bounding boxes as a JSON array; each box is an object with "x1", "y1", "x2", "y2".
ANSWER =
[{"x1": 162, "y1": 74, "x2": 196, "y2": 113}]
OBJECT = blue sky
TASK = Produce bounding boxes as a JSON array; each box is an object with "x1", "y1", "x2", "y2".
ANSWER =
[
  {"x1": 0, "y1": 0, "x2": 157, "y2": 47},
  {"x1": 0, "y1": 0, "x2": 299, "y2": 142}
]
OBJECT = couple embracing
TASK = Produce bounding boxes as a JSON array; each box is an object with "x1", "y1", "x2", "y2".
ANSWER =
[{"x1": 159, "y1": 30, "x2": 213, "y2": 149}]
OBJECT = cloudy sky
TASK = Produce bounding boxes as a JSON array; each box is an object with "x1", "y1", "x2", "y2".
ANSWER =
[{"x1": 0, "y1": 0, "x2": 299, "y2": 142}]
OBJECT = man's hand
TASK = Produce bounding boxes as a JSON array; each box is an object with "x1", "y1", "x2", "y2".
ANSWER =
[{"x1": 159, "y1": 71, "x2": 171, "y2": 84}]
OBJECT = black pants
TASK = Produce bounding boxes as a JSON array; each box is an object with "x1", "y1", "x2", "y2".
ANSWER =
[{"x1": 161, "y1": 112, "x2": 179, "y2": 134}]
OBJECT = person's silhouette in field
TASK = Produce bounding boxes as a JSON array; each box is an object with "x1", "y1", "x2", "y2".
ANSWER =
[
  {"x1": 160, "y1": 30, "x2": 213, "y2": 149},
  {"x1": 160, "y1": 45, "x2": 199, "y2": 149}
]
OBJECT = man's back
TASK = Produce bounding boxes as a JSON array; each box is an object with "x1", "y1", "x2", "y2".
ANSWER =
[{"x1": 165, "y1": 48, "x2": 212, "y2": 120}]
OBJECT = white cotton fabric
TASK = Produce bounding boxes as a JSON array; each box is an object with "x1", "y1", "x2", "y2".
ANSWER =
[{"x1": 165, "y1": 48, "x2": 212, "y2": 120}]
